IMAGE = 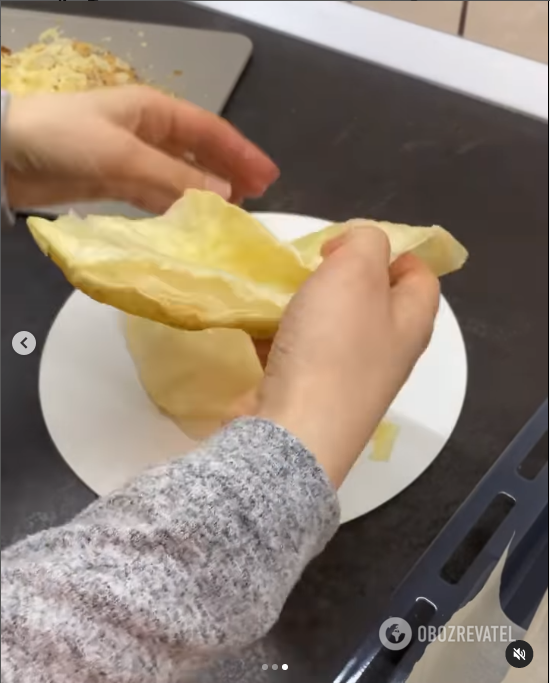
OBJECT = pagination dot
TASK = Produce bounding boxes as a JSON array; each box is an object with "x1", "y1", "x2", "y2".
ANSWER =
[{"x1": 261, "y1": 663, "x2": 289, "y2": 671}]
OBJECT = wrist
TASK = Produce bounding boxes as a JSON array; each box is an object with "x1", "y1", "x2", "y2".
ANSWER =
[{"x1": 257, "y1": 387, "x2": 383, "y2": 489}]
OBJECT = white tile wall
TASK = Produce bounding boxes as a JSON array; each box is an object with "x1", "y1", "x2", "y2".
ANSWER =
[
  {"x1": 353, "y1": 1, "x2": 463, "y2": 35},
  {"x1": 465, "y1": 1, "x2": 548, "y2": 64},
  {"x1": 352, "y1": 1, "x2": 549, "y2": 64}
]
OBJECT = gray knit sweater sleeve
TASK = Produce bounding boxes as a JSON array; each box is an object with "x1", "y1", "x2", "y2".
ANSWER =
[{"x1": 1, "y1": 417, "x2": 340, "y2": 682}]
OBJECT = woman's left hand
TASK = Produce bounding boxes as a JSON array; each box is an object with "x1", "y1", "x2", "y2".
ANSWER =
[{"x1": 1, "y1": 85, "x2": 279, "y2": 213}]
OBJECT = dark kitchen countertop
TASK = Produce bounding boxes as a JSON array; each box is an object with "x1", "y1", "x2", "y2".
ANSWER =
[{"x1": 2, "y1": 3, "x2": 548, "y2": 682}]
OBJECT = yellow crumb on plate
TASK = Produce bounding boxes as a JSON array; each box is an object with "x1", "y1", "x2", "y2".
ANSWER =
[{"x1": 369, "y1": 421, "x2": 400, "y2": 462}]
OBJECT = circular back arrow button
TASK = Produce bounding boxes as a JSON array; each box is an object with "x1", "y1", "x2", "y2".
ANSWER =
[{"x1": 12, "y1": 332, "x2": 37, "y2": 356}]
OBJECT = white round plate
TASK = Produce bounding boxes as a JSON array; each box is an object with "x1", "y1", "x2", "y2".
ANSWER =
[{"x1": 39, "y1": 213, "x2": 468, "y2": 523}]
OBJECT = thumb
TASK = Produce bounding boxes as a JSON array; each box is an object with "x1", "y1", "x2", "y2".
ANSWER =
[{"x1": 114, "y1": 135, "x2": 232, "y2": 213}]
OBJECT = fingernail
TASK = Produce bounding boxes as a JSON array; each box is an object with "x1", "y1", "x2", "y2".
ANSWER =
[
  {"x1": 245, "y1": 177, "x2": 278, "y2": 199},
  {"x1": 205, "y1": 176, "x2": 232, "y2": 200},
  {"x1": 257, "y1": 166, "x2": 281, "y2": 193}
]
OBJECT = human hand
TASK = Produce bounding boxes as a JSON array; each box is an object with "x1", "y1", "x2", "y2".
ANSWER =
[
  {"x1": 256, "y1": 227, "x2": 440, "y2": 488},
  {"x1": 1, "y1": 86, "x2": 279, "y2": 212}
]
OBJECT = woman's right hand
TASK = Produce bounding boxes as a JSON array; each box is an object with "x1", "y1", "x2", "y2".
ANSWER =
[{"x1": 257, "y1": 226, "x2": 440, "y2": 488}]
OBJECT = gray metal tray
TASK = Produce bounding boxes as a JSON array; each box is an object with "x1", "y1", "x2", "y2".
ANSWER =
[{"x1": 1, "y1": 7, "x2": 252, "y2": 217}]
